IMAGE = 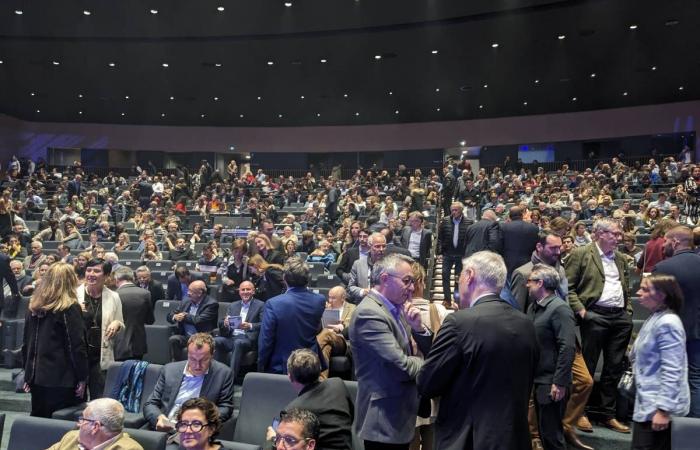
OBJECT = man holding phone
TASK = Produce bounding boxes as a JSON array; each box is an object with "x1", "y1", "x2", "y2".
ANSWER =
[{"x1": 214, "y1": 281, "x2": 265, "y2": 382}]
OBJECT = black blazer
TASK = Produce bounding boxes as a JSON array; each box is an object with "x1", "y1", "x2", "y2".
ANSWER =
[
  {"x1": 165, "y1": 274, "x2": 206, "y2": 300},
  {"x1": 464, "y1": 219, "x2": 502, "y2": 257},
  {"x1": 113, "y1": 283, "x2": 155, "y2": 360},
  {"x1": 336, "y1": 247, "x2": 360, "y2": 284},
  {"x1": 285, "y1": 379, "x2": 354, "y2": 450},
  {"x1": 167, "y1": 295, "x2": 219, "y2": 335},
  {"x1": 254, "y1": 268, "x2": 286, "y2": 301},
  {"x1": 527, "y1": 294, "x2": 576, "y2": 387},
  {"x1": 437, "y1": 216, "x2": 471, "y2": 256},
  {"x1": 22, "y1": 303, "x2": 89, "y2": 388},
  {"x1": 141, "y1": 279, "x2": 166, "y2": 306},
  {"x1": 399, "y1": 227, "x2": 433, "y2": 268},
  {"x1": 0, "y1": 254, "x2": 20, "y2": 315},
  {"x1": 418, "y1": 295, "x2": 538, "y2": 450},
  {"x1": 143, "y1": 359, "x2": 234, "y2": 428},
  {"x1": 217, "y1": 299, "x2": 265, "y2": 343},
  {"x1": 500, "y1": 220, "x2": 540, "y2": 275},
  {"x1": 654, "y1": 249, "x2": 700, "y2": 340}
]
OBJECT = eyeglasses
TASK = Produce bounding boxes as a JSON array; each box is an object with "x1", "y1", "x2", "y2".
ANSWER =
[
  {"x1": 274, "y1": 434, "x2": 310, "y2": 448},
  {"x1": 175, "y1": 420, "x2": 210, "y2": 433},
  {"x1": 526, "y1": 278, "x2": 541, "y2": 283},
  {"x1": 386, "y1": 273, "x2": 416, "y2": 286},
  {"x1": 77, "y1": 416, "x2": 100, "y2": 426}
]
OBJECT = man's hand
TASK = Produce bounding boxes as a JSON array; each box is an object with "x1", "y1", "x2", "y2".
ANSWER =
[
  {"x1": 550, "y1": 384, "x2": 566, "y2": 402},
  {"x1": 223, "y1": 279, "x2": 234, "y2": 286},
  {"x1": 156, "y1": 415, "x2": 175, "y2": 432},
  {"x1": 404, "y1": 303, "x2": 424, "y2": 332},
  {"x1": 578, "y1": 309, "x2": 586, "y2": 320},
  {"x1": 266, "y1": 426, "x2": 277, "y2": 442},
  {"x1": 240, "y1": 321, "x2": 252, "y2": 331},
  {"x1": 652, "y1": 410, "x2": 671, "y2": 431},
  {"x1": 328, "y1": 323, "x2": 344, "y2": 333},
  {"x1": 172, "y1": 312, "x2": 186, "y2": 322}
]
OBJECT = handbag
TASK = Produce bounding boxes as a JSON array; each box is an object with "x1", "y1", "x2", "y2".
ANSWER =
[{"x1": 617, "y1": 368, "x2": 636, "y2": 401}]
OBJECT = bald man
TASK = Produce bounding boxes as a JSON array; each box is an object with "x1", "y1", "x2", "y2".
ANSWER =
[
  {"x1": 654, "y1": 226, "x2": 700, "y2": 417},
  {"x1": 167, "y1": 280, "x2": 219, "y2": 361},
  {"x1": 214, "y1": 281, "x2": 265, "y2": 382},
  {"x1": 316, "y1": 286, "x2": 356, "y2": 379}
]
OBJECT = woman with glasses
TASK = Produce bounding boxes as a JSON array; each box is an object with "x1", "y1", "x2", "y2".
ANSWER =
[
  {"x1": 22, "y1": 262, "x2": 88, "y2": 418},
  {"x1": 630, "y1": 274, "x2": 690, "y2": 450},
  {"x1": 175, "y1": 397, "x2": 233, "y2": 450}
]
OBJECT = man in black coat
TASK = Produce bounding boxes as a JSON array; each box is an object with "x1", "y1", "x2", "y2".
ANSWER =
[
  {"x1": 135, "y1": 266, "x2": 166, "y2": 307},
  {"x1": 336, "y1": 228, "x2": 370, "y2": 284},
  {"x1": 418, "y1": 251, "x2": 538, "y2": 450},
  {"x1": 654, "y1": 225, "x2": 700, "y2": 417},
  {"x1": 166, "y1": 267, "x2": 206, "y2": 301},
  {"x1": 464, "y1": 209, "x2": 502, "y2": 258},
  {"x1": 0, "y1": 253, "x2": 20, "y2": 317},
  {"x1": 436, "y1": 202, "x2": 471, "y2": 305},
  {"x1": 527, "y1": 264, "x2": 576, "y2": 450},
  {"x1": 112, "y1": 267, "x2": 155, "y2": 361},
  {"x1": 500, "y1": 206, "x2": 539, "y2": 276},
  {"x1": 167, "y1": 280, "x2": 218, "y2": 361},
  {"x1": 66, "y1": 174, "x2": 83, "y2": 199}
]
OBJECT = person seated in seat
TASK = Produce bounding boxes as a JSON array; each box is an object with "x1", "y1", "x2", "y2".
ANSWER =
[
  {"x1": 213, "y1": 281, "x2": 265, "y2": 382},
  {"x1": 316, "y1": 286, "x2": 355, "y2": 380},
  {"x1": 167, "y1": 280, "x2": 218, "y2": 361},
  {"x1": 166, "y1": 266, "x2": 205, "y2": 300},
  {"x1": 169, "y1": 236, "x2": 196, "y2": 262},
  {"x1": 143, "y1": 333, "x2": 234, "y2": 432},
  {"x1": 47, "y1": 398, "x2": 144, "y2": 450},
  {"x1": 265, "y1": 350, "x2": 353, "y2": 450},
  {"x1": 175, "y1": 397, "x2": 232, "y2": 450}
]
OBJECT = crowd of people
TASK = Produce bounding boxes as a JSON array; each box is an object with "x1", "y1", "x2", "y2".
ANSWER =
[{"x1": 0, "y1": 150, "x2": 699, "y2": 450}]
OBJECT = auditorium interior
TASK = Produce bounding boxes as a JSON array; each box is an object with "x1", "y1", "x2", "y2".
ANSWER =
[{"x1": 1, "y1": 1, "x2": 700, "y2": 450}]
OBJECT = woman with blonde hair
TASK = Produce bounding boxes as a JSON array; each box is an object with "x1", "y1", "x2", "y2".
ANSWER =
[
  {"x1": 112, "y1": 232, "x2": 132, "y2": 253},
  {"x1": 247, "y1": 254, "x2": 285, "y2": 301},
  {"x1": 22, "y1": 262, "x2": 89, "y2": 417}
]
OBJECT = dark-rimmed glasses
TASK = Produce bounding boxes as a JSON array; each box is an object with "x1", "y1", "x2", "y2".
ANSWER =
[
  {"x1": 386, "y1": 273, "x2": 416, "y2": 287},
  {"x1": 274, "y1": 434, "x2": 311, "y2": 448},
  {"x1": 175, "y1": 420, "x2": 210, "y2": 433}
]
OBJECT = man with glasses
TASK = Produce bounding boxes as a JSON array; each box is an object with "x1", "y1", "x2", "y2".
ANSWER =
[
  {"x1": 565, "y1": 218, "x2": 632, "y2": 434},
  {"x1": 349, "y1": 253, "x2": 432, "y2": 449},
  {"x1": 143, "y1": 333, "x2": 233, "y2": 432},
  {"x1": 48, "y1": 398, "x2": 143, "y2": 450},
  {"x1": 272, "y1": 408, "x2": 320, "y2": 450}
]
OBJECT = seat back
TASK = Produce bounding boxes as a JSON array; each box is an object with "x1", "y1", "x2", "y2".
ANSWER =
[
  {"x1": 342, "y1": 380, "x2": 364, "y2": 450},
  {"x1": 154, "y1": 299, "x2": 181, "y2": 325},
  {"x1": 672, "y1": 417, "x2": 700, "y2": 450},
  {"x1": 312, "y1": 274, "x2": 343, "y2": 288},
  {"x1": 146, "y1": 260, "x2": 173, "y2": 272},
  {"x1": 143, "y1": 325, "x2": 175, "y2": 365},
  {"x1": 233, "y1": 373, "x2": 297, "y2": 445}
]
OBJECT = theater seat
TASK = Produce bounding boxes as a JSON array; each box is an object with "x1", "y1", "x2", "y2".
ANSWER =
[
  {"x1": 8, "y1": 416, "x2": 167, "y2": 450},
  {"x1": 217, "y1": 441, "x2": 262, "y2": 450},
  {"x1": 144, "y1": 324, "x2": 176, "y2": 365},
  {"x1": 672, "y1": 417, "x2": 700, "y2": 450}
]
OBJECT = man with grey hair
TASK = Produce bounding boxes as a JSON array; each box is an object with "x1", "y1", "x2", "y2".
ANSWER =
[
  {"x1": 113, "y1": 266, "x2": 154, "y2": 361},
  {"x1": 527, "y1": 264, "x2": 576, "y2": 450},
  {"x1": 348, "y1": 232, "x2": 387, "y2": 303},
  {"x1": 134, "y1": 265, "x2": 165, "y2": 308},
  {"x1": 418, "y1": 251, "x2": 538, "y2": 449},
  {"x1": 258, "y1": 257, "x2": 326, "y2": 374},
  {"x1": 565, "y1": 217, "x2": 632, "y2": 434},
  {"x1": 350, "y1": 253, "x2": 433, "y2": 449},
  {"x1": 47, "y1": 398, "x2": 143, "y2": 450}
]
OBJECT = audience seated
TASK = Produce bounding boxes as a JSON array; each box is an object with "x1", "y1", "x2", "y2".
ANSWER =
[{"x1": 167, "y1": 280, "x2": 218, "y2": 361}]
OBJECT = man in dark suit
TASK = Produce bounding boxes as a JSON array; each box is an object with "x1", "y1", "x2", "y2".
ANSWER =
[
  {"x1": 565, "y1": 218, "x2": 632, "y2": 433},
  {"x1": 436, "y1": 202, "x2": 471, "y2": 305},
  {"x1": 143, "y1": 333, "x2": 234, "y2": 431},
  {"x1": 464, "y1": 209, "x2": 502, "y2": 257},
  {"x1": 349, "y1": 253, "x2": 433, "y2": 449},
  {"x1": 399, "y1": 211, "x2": 433, "y2": 269},
  {"x1": 258, "y1": 257, "x2": 326, "y2": 374},
  {"x1": 214, "y1": 281, "x2": 265, "y2": 382},
  {"x1": 167, "y1": 280, "x2": 218, "y2": 361},
  {"x1": 166, "y1": 267, "x2": 205, "y2": 301},
  {"x1": 381, "y1": 227, "x2": 412, "y2": 258},
  {"x1": 135, "y1": 172, "x2": 154, "y2": 210},
  {"x1": 0, "y1": 253, "x2": 20, "y2": 317},
  {"x1": 336, "y1": 228, "x2": 370, "y2": 284},
  {"x1": 418, "y1": 251, "x2": 538, "y2": 450},
  {"x1": 527, "y1": 264, "x2": 576, "y2": 450},
  {"x1": 500, "y1": 206, "x2": 539, "y2": 276},
  {"x1": 135, "y1": 266, "x2": 166, "y2": 307},
  {"x1": 440, "y1": 165, "x2": 456, "y2": 216},
  {"x1": 66, "y1": 174, "x2": 82, "y2": 199},
  {"x1": 112, "y1": 267, "x2": 155, "y2": 361},
  {"x1": 654, "y1": 225, "x2": 700, "y2": 417}
]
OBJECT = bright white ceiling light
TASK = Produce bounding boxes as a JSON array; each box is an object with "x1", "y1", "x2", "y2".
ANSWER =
[
  {"x1": 78, "y1": 111, "x2": 83, "y2": 115},
  {"x1": 343, "y1": 93, "x2": 348, "y2": 98},
  {"x1": 217, "y1": 6, "x2": 225, "y2": 12},
  {"x1": 201, "y1": 114, "x2": 206, "y2": 117},
  {"x1": 150, "y1": 9, "x2": 158, "y2": 14},
  {"x1": 52, "y1": 61, "x2": 60, "y2": 66},
  {"x1": 36, "y1": 109, "x2": 40, "y2": 113},
  {"x1": 623, "y1": 91, "x2": 628, "y2": 96},
  {"x1": 124, "y1": 95, "x2": 130, "y2": 99},
  {"x1": 435, "y1": 88, "x2": 440, "y2": 92},
  {"x1": 83, "y1": 10, "x2": 91, "y2": 16},
  {"x1": 320, "y1": 59, "x2": 327, "y2": 63},
  {"x1": 679, "y1": 86, "x2": 685, "y2": 91},
  {"x1": 213, "y1": 97, "x2": 219, "y2": 101},
  {"x1": 483, "y1": 84, "x2": 488, "y2": 88},
  {"x1": 629, "y1": 24, "x2": 638, "y2": 30},
  {"x1": 558, "y1": 35, "x2": 566, "y2": 40},
  {"x1": 491, "y1": 43, "x2": 499, "y2": 48},
  {"x1": 239, "y1": 114, "x2": 244, "y2": 118},
  {"x1": 169, "y1": 96, "x2": 175, "y2": 100},
  {"x1": 572, "y1": 97, "x2": 577, "y2": 101},
  {"x1": 300, "y1": 95, "x2": 304, "y2": 99},
  {"x1": 479, "y1": 105, "x2": 484, "y2": 109},
  {"x1": 161, "y1": 113, "x2": 166, "y2": 117},
  {"x1": 523, "y1": 101, "x2": 528, "y2": 106},
  {"x1": 30, "y1": 92, "x2": 35, "y2": 96},
  {"x1": 431, "y1": 50, "x2": 438, "y2": 54},
  {"x1": 534, "y1": 79, "x2": 540, "y2": 84},
  {"x1": 355, "y1": 112, "x2": 360, "y2": 116},
  {"x1": 374, "y1": 55, "x2": 382, "y2": 60},
  {"x1": 257, "y1": 96, "x2": 262, "y2": 100},
  {"x1": 121, "y1": 112, "x2": 126, "y2": 116},
  {"x1": 78, "y1": 94, "x2": 83, "y2": 98},
  {"x1": 317, "y1": 113, "x2": 321, "y2": 117},
  {"x1": 278, "y1": 114, "x2": 283, "y2": 118},
  {"x1": 459, "y1": 140, "x2": 466, "y2": 147},
  {"x1": 651, "y1": 66, "x2": 657, "y2": 71},
  {"x1": 395, "y1": 110, "x2": 399, "y2": 114},
  {"x1": 590, "y1": 72, "x2": 596, "y2": 78},
  {"x1": 215, "y1": 63, "x2": 222, "y2": 67},
  {"x1": 14, "y1": 10, "x2": 23, "y2": 15},
  {"x1": 436, "y1": 107, "x2": 440, "y2": 111},
  {"x1": 267, "y1": 61, "x2": 274, "y2": 66},
  {"x1": 108, "y1": 62, "x2": 116, "y2": 67},
  {"x1": 284, "y1": 2, "x2": 293, "y2": 7},
  {"x1": 162, "y1": 63, "x2": 169, "y2": 67}
]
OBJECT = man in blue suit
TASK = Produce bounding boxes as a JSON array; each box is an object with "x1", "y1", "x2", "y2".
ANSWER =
[
  {"x1": 258, "y1": 257, "x2": 325, "y2": 374},
  {"x1": 214, "y1": 280, "x2": 265, "y2": 382}
]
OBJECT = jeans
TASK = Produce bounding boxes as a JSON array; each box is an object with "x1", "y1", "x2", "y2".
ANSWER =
[{"x1": 687, "y1": 339, "x2": 700, "y2": 418}]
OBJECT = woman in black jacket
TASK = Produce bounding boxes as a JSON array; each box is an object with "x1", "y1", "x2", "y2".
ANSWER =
[
  {"x1": 22, "y1": 262, "x2": 89, "y2": 417},
  {"x1": 248, "y1": 255, "x2": 285, "y2": 301}
]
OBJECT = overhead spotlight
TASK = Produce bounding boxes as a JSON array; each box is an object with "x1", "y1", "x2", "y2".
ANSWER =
[
  {"x1": 651, "y1": 66, "x2": 657, "y2": 71},
  {"x1": 572, "y1": 97, "x2": 577, "y2": 101},
  {"x1": 483, "y1": 84, "x2": 488, "y2": 88},
  {"x1": 557, "y1": 35, "x2": 566, "y2": 40},
  {"x1": 215, "y1": 63, "x2": 222, "y2": 67},
  {"x1": 479, "y1": 104, "x2": 484, "y2": 109},
  {"x1": 534, "y1": 79, "x2": 540, "y2": 84},
  {"x1": 30, "y1": 92, "x2": 35, "y2": 96},
  {"x1": 320, "y1": 59, "x2": 327, "y2": 63},
  {"x1": 201, "y1": 113, "x2": 206, "y2": 118},
  {"x1": 239, "y1": 114, "x2": 244, "y2": 118},
  {"x1": 229, "y1": 146, "x2": 235, "y2": 150},
  {"x1": 108, "y1": 62, "x2": 116, "y2": 67},
  {"x1": 162, "y1": 63, "x2": 169, "y2": 67},
  {"x1": 161, "y1": 113, "x2": 166, "y2": 117},
  {"x1": 435, "y1": 88, "x2": 440, "y2": 92},
  {"x1": 590, "y1": 72, "x2": 596, "y2": 78},
  {"x1": 169, "y1": 96, "x2": 175, "y2": 100},
  {"x1": 679, "y1": 86, "x2": 685, "y2": 91},
  {"x1": 374, "y1": 55, "x2": 382, "y2": 60},
  {"x1": 343, "y1": 93, "x2": 348, "y2": 98},
  {"x1": 436, "y1": 107, "x2": 441, "y2": 111},
  {"x1": 300, "y1": 95, "x2": 305, "y2": 99},
  {"x1": 35, "y1": 109, "x2": 40, "y2": 113},
  {"x1": 267, "y1": 61, "x2": 274, "y2": 66},
  {"x1": 355, "y1": 112, "x2": 360, "y2": 116},
  {"x1": 124, "y1": 95, "x2": 130, "y2": 99},
  {"x1": 431, "y1": 50, "x2": 439, "y2": 54},
  {"x1": 0, "y1": 60, "x2": 3, "y2": 64},
  {"x1": 217, "y1": 6, "x2": 225, "y2": 12},
  {"x1": 52, "y1": 61, "x2": 60, "y2": 66},
  {"x1": 121, "y1": 112, "x2": 126, "y2": 116},
  {"x1": 213, "y1": 96, "x2": 219, "y2": 101},
  {"x1": 459, "y1": 140, "x2": 466, "y2": 147},
  {"x1": 78, "y1": 94, "x2": 83, "y2": 98},
  {"x1": 257, "y1": 96, "x2": 262, "y2": 100},
  {"x1": 623, "y1": 91, "x2": 629, "y2": 96},
  {"x1": 78, "y1": 111, "x2": 83, "y2": 115},
  {"x1": 491, "y1": 43, "x2": 499, "y2": 48},
  {"x1": 523, "y1": 101, "x2": 528, "y2": 106},
  {"x1": 284, "y1": 2, "x2": 293, "y2": 6},
  {"x1": 83, "y1": 10, "x2": 91, "y2": 16},
  {"x1": 278, "y1": 114, "x2": 283, "y2": 118},
  {"x1": 629, "y1": 24, "x2": 638, "y2": 30},
  {"x1": 150, "y1": 9, "x2": 158, "y2": 14},
  {"x1": 14, "y1": 10, "x2": 22, "y2": 15},
  {"x1": 317, "y1": 113, "x2": 321, "y2": 117},
  {"x1": 395, "y1": 110, "x2": 399, "y2": 114}
]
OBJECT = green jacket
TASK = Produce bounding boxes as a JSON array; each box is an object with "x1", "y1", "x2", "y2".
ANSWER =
[{"x1": 564, "y1": 243, "x2": 631, "y2": 314}]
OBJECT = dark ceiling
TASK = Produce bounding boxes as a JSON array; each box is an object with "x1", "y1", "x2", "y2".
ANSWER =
[{"x1": 0, "y1": 0, "x2": 698, "y2": 127}]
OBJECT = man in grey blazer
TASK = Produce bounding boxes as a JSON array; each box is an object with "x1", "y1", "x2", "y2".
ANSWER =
[
  {"x1": 349, "y1": 253, "x2": 433, "y2": 449},
  {"x1": 347, "y1": 233, "x2": 387, "y2": 304},
  {"x1": 143, "y1": 333, "x2": 234, "y2": 431}
]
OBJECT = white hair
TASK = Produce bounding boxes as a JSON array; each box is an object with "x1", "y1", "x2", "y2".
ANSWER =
[
  {"x1": 85, "y1": 398, "x2": 124, "y2": 434},
  {"x1": 461, "y1": 251, "x2": 507, "y2": 292}
]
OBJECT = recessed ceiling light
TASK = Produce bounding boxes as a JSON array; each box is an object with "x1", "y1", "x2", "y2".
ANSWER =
[
  {"x1": 201, "y1": 114, "x2": 206, "y2": 118},
  {"x1": 278, "y1": 114, "x2": 283, "y2": 118},
  {"x1": 14, "y1": 10, "x2": 22, "y2": 15},
  {"x1": 572, "y1": 97, "x2": 577, "y2": 101},
  {"x1": 108, "y1": 62, "x2": 116, "y2": 67},
  {"x1": 320, "y1": 59, "x2": 327, "y2": 63},
  {"x1": 479, "y1": 104, "x2": 484, "y2": 109},
  {"x1": 169, "y1": 96, "x2": 175, "y2": 100},
  {"x1": 355, "y1": 112, "x2": 360, "y2": 116},
  {"x1": 284, "y1": 2, "x2": 293, "y2": 7},
  {"x1": 623, "y1": 91, "x2": 629, "y2": 96},
  {"x1": 150, "y1": 9, "x2": 158, "y2": 15},
  {"x1": 629, "y1": 24, "x2": 638, "y2": 30},
  {"x1": 395, "y1": 110, "x2": 399, "y2": 114},
  {"x1": 435, "y1": 88, "x2": 440, "y2": 92},
  {"x1": 239, "y1": 114, "x2": 244, "y2": 118},
  {"x1": 78, "y1": 111, "x2": 83, "y2": 115},
  {"x1": 0, "y1": 60, "x2": 3, "y2": 64},
  {"x1": 52, "y1": 61, "x2": 60, "y2": 66},
  {"x1": 78, "y1": 94, "x2": 83, "y2": 98},
  {"x1": 161, "y1": 113, "x2": 166, "y2": 117},
  {"x1": 30, "y1": 92, "x2": 35, "y2": 96},
  {"x1": 317, "y1": 113, "x2": 321, "y2": 117},
  {"x1": 267, "y1": 61, "x2": 274, "y2": 66},
  {"x1": 388, "y1": 91, "x2": 393, "y2": 95},
  {"x1": 343, "y1": 93, "x2": 348, "y2": 98},
  {"x1": 558, "y1": 35, "x2": 566, "y2": 40},
  {"x1": 162, "y1": 63, "x2": 169, "y2": 67},
  {"x1": 590, "y1": 72, "x2": 596, "y2": 78},
  {"x1": 35, "y1": 109, "x2": 40, "y2": 113},
  {"x1": 534, "y1": 79, "x2": 540, "y2": 84},
  {"x1": 374, "y1": 55, "x2": 382, "y2": 60},
  {"x1": 491, "y1": 43, "x2": 499, "y2": 48},
  {"x1": 523, "y1": 101, "x2": 528, "y2": 106},
  {"x1": 483, "y1": 84, "x2": 488, "y2": 88},
  {"x1": 300, "y1": 95, "x2": 305, "y2": 99},
  {"x1": 436, "y1": 107, "x2": 440, "y2": 111},
  {"x1": 431, "y1": 50, "x2": 439, "y2": 54},
  {"x1": 229, "y1": 146, "x2": 235, "y2": 150},
  {"x1": 651, "y1": 66, "x2": 657, "y2": 71},
  {"x1": 121, "y1": 112, "x2": 126, "y2": 116},
  {"x1": 257, "y1": 96, "x2": 262, "y2": 100},
  {"x1": 213, "y1": 96, "x2": 219, "y2": 101},
  {"x1": 214, "y1": 63, "x2": 222, "y2": 67},
  {"x1": 679, "y1": 86, "x2": 685, "y2": 91},
  {"x1": 124, "y1": 95, "x2": 130, "y2": 99},
  {"x1": 459, "y1": 140, "x2": 467, "y2": 147},
  {"x1": 217, "y1": 6, "x2": 225, "y2": 12},
  {"x1": 83, "y1": 10, "x2": 91, "y2": 16}
]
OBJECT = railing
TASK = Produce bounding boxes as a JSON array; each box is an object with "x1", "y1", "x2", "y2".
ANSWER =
[{"x1": 480, "y1": 154, "x2": 669, "y2": 175}]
